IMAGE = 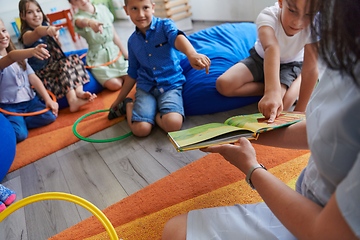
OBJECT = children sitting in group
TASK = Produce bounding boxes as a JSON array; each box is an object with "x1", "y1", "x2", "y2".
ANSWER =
[
  {"x1": 69, "y1": 0, "x2": 129, "y2": 91},
  {"x1": 216, "y1": 0, "x2": 319, "y2": 122},
  {"x1": 108, "y1": 0, "x2": 211, "y2": 137},
  {"x1": 0, "y1": 19, "x2": 58, "y2": 143},
  {"x1": 18, "y1": 0, "x2": 97, "y2": 113}
]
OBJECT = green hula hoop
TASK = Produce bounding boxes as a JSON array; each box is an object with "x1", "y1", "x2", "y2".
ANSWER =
[{"x1": 73, "y1": 109, "x2": 133, "y2": 143}]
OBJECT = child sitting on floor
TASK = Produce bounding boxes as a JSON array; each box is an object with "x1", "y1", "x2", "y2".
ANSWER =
[
  {"x1": 69, "y1": 0, "x2": 129, "y2": 91},
  {"x1": 216, "y1": 0, "x2": 319, "y2": 122},
  {"x1": 18, "y1": 0, "x2": 97, "y2": 112},
  {"x1": 108, "y1": 0, "x2": 211, "y2": 137},
  {"x1": 0, "y1": 19, "x2": 58, "y2": 143}
]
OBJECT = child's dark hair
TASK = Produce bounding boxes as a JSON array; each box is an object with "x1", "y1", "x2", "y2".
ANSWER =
[
  {"x1": 310, "y1": 0, "x2": 360, "y2": 83},
  {"x1": 18, "y1": 0, "x2": 48, "y2": 43}
]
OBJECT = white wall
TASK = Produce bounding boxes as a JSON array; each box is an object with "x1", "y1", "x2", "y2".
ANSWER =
[
  {"x1": 189, "y1": 0, "x2": 276, "y2": 22},
  {"x1": 1, "y1": 0, "x2": 277, "y2": 38},
  {"x1": 0, "y1": 0, "x2": 71, "y2": 38}
]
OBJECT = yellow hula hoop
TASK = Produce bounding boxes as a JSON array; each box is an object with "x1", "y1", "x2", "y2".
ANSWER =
[{"x1": 0, "y1": 192, "x2": 119, "y2": 240}]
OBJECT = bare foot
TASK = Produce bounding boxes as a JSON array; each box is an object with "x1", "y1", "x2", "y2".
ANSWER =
[
  {"x1": 77, "y1": 91, "x2": 97, "y2": 100},
  {"x1": 68, "y1": 97, "x2": 94, "y2": 112}
]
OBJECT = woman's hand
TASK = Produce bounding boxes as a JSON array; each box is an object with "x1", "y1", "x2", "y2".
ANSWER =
[
  {"x1": 32, "y1": 44, "x2": 50, "y2": 60},
  {"x1": 201, "y1": 137, "x2": 258, "y2": 174}
]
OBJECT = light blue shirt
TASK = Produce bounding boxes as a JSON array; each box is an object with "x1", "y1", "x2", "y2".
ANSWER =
[
  {"x1": 127, "y1": 16, "x2": 186, "y2": 93},
  {"x1": 0, "y1": 58, "x2": 35, "y2": 104},
  {"x1": 302, "y1": 62, "x2": 360, "y2": 237}
]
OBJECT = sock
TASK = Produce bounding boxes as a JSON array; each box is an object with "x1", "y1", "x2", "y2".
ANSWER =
[
  {"x1": 0, "y1": 201, "x2": 5, "y2": 213},
  {"x1": 0, "y1": 184, "x2": 16, "y2": 206}
]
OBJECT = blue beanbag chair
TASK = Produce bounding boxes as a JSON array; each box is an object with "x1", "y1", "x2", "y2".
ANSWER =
[
  {"x1": 57, "y1": 49, "x2": 104, "y2": 109},
  {"x1": 0, "y1": 113, "x2": 16, "y2": 182},
  {"x1": 180, "y1": 22, "x2": 261, "y2": 115}
]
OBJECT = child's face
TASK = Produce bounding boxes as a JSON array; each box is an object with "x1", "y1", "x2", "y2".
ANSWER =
[
  {"x1": 279, "y1": 0, "x2": 312, "y2": 36},
  {"x1": 0, "y1": 21, "x2": 10, "y2": 51},
  {"x1": 21, "y1": 2, "x2": 43, "y2": 29},
  {"x1": 69, "y1": 0, "x2": 91, "y2": 11},
  {"x1": 124, "y1": 0, "x2": 155, "y2": 34}
]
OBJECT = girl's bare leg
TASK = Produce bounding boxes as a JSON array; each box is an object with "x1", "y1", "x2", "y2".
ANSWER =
[
  {"x1": 216, "y1": 62, "x2": 264, "y2": 97},
  {"x1": 103, "y1": 76, "x2": 125, "y2": 91},
  {"x1": 283, "y1": 75, "x2": 301, "y2": 111},
  {"x1": 74, "y1": 85, "x2": 97, "y2": 100}
]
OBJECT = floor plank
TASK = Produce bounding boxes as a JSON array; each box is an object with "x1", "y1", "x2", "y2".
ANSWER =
[{"x1": 57, "y1": 143, "x2": 129, "y2": 220}]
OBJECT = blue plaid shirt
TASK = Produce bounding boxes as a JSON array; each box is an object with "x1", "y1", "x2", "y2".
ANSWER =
[{"x1": 127, "y1": 16, "x2": 186, "y2": 93}]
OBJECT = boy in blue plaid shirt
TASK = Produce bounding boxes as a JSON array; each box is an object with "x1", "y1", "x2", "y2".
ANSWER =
[{"x1": 109, "y1": 0, "x2": 211, "y2": 137}]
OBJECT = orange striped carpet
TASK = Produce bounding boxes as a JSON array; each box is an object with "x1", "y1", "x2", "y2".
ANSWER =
[
  {"x1": 9, "y1": 88, "x2": 136, "y2": 173},
  {"x1": 50, "y1": 144, "x2": 309, "y2": 240}
]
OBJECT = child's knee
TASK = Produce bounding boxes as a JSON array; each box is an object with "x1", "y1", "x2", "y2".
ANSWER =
[
  {"x1": 216, "y1": 76, "x2": 231, "y2": 96},
  {"x1": 16, "y1": 130, "x2": 28, "y2": 143},
  {"x1": 131, "y1": 121, "x2": 152, "y2": 137},
  {"x1": 162, "y1": 113, "x2": 183, "y2": 132}
]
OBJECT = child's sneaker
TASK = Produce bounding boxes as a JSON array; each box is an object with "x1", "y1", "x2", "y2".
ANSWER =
[
  {"x1": 0, "y1": 201, "x2": 6, "y2": 213},
  {"x1": 0, "y1": 184, "x2": 16, "y2": 205},
  {"x1": 108, "y1": 97, "x2": 133, "y2": 120}
]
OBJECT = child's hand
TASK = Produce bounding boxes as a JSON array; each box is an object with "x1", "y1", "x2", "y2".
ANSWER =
[
  {"x1": 46, "y1": 26, "x2": 62, "y2": 38},
  {"x1": 32, "y1": 44, "x2": 50, "y2": 60},
  {"x1": 89, "y1": 20, "x2": 104, "y2": 34},
  {"x1": 188, "y1": 53, "x2": 211, "y2": 74},
  {"x1": 258, "y1": 91, "x2": 283, "y2": 123},
  {"x1": 46, "y1": 100, "x2": 59, "y2": 117},
  {"x1": 200, "y1": 137, "x2": 257, "y2": 174}
]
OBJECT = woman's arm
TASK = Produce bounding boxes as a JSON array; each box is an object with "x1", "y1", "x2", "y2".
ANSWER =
[
  {"x1": 113, "y1": 25, "x2": 128, "y2": 59},
  {"x1": 253, "y1": 119, "x2": 308, "y2": 149},
  {"x1": 257, "y1": 25, "x2": 282, "y2": 122},
  {"x1": 294, "y1": 42, "x2": 319, "y2": 111},
  {"x1": 0, "y1": 45, "x2": 49, "y2": 70},
  {"x1": 28, "y1": 73, "x2": 58, "y2": 116},
  {"x1": 202, "y1": 138, "x2": 357, "y2": 240}
]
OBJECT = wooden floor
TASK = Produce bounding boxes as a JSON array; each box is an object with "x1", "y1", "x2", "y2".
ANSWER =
[{"x1": 1, "y1": 19, "x2": 258, "y2": 240}]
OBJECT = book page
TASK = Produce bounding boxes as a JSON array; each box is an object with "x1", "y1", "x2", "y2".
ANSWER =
[
  {"x1": 224, "y1": 112, "x2": 305, "y2": 133},
  {"x1": 168, "y1": 123, "x2": 252, "y2": 148}
]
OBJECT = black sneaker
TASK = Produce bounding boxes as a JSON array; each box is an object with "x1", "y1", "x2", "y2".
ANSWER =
[{"x1": 108, "y1": 97, "x2": 133, "y2": 120}]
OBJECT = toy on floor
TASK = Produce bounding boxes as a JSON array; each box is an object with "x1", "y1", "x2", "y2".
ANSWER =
[
  {"x1": 0, "y1": 90, "x2": 56, "y2": 116},
  {"x1": 0, "y1": 192, "x2": 122, "y2": 240},
  {"x1": 73, "y1": 109, "x2": 133, "y2": 143}
]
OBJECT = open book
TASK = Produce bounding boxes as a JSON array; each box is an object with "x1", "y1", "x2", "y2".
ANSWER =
[{"x1": 168, "y1": 111, "x2": 305, "y2": 152}]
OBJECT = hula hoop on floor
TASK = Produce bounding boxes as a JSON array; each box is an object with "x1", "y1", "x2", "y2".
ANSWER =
[
  {"x1": 73, "y1": 109, "x2": 133, "y2": 143},
  {"x1": 79, "y1": 51, "x2": 122, "y2": 69},
  {"x1": 0, "y1": 192, "x2": 120, "y2": 240},
  {"x1": 0, "y1": 89, "x2": 57, "y2": 116}
]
